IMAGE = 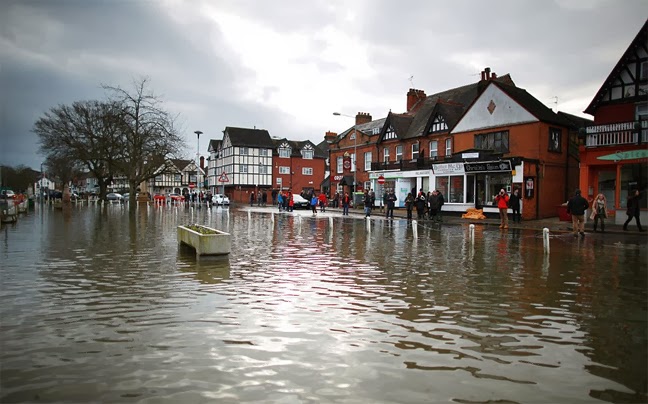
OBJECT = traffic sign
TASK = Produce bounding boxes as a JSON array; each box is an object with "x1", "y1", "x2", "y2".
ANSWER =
[
  {"x1": 189, "y1": 183, "x2": 195, "y2": 189},
  {"x1": 377, "y1": 175, "x2": 385, "y2": 185},
  {"x1": 218, "y1": 172, "x2": 229, "y2": 183}
]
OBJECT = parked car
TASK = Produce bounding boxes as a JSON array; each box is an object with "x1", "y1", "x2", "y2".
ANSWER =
[
  {"x1": 106, "y1": 192, "x2": 123, "y2": 202},
  {"x1": 153, "y1": 194, "x2": 166, "y2": 202},
  {"x1": 169, "y1": 193, "x2": 184, "y2": 202},
  {"x1": 212, "y1": 194, "x2": 230, "y2": 206},
  {"x1": 292, "y1": 194, "x2": 310, "y2": 209}
]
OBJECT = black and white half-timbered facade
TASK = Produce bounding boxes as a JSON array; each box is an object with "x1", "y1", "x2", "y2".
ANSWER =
[{"x1": 212, "y1": 127, "x2": 274, "y2": 202}]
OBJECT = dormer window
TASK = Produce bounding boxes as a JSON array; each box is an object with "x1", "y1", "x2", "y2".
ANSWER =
[
  {"x1": 428, "y1": 115, "x2": 448, "y2": 133},
  {"x1": 301, "y1": 144, "x2": 314, "y2": 159},
  {"x1": 279, "y1": 143, "x2": 291, "y2": 158},
  {"x1": 384, "y1": 125, "x2": 397, "y2": 140}
]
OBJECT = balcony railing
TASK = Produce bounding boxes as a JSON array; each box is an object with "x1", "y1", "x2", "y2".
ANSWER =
[
  {"x1": 585, "y1": 120, "x2": 647, "y2": 147},
  {"x1": 371, "y1": 156, "x2": 445, "y2": 172}
]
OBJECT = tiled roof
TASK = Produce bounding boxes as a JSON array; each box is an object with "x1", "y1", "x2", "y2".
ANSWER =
[
  {"x1": 208, "y1": 139, "x2": 221, "y2": 152},
  {"x1": 224, "y1": 127, "x2": 275, "y2": 148},
  {"x1": 387, "y1": 113, "x2": 413, "y2": 140},
  {"x1": 404, "y1": 74, "x2": 515, "y2": 139},
  {"x1": 171, "y1": 159, "x2": 192, "y2": 171},
  {"x1": 556, "y1": 111, "x2": 593, "y2": 130},
  {"x1": 337, "y1": 117, "x2": 387, "y2": 140},
  {"x1": 272, "y1": 138, "x2": 327, "y2": 159}
]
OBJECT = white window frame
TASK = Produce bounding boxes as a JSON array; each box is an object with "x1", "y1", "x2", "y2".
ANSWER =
[
  {"x1": 412, "y1": 143, "x2": 419, "y2": 160},
  {"x1": 445, "y1": 138, "x2": 452, "y2": 157},
  {"x1": 302, "y1": 167, "x2": 313, "y2": 175},
  {"x1": 241, "y1": 147, "x2": 248, "y2": 155},
  {"x1": 240, "y1": 164, "x2": 249, "y2": 173},
  {"x1": 260, "y1": 149, "x2": 268, "y2": 157},
  {"x1": 259, "y1": 165, "x2": 268, "y2": 174},
  {"x1": 279, "y1": 148, "x2": 291, "y2": 158},
  {"x1": 337, "y1": 156, "x2": 343, "y2": 173},
  {"x1": 430, "y1": 141, "x2": 438, "y2": 158},
  {"x1": 364, "y1": 151, "x2": 372, "y2": 171},
  {"x1": 395, "y1": 145, "x2": 403, "y2": 161},
  {"x1": 301, "y1": 150, "x2": 314, "y2": 159},
  {"x1": 383, "y1": 147, "x2": 390, "y2": 163},
  {"x1": 351, "y1": 153, "x2": 356, "y2": 172},
  {"x1": 279, "y1": 166, "x2": 290, "y2": 174}
]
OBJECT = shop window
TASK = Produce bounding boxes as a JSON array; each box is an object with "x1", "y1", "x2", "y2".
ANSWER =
[
  {"x1": 435, "y1": 175, "x2": 464, "y2": 203},
  {"x1": 549, "y1": 128, "x2": 562, "y2": 153},
  {"x1": 475, "y1": 131, "x2": 509, "y2": 153},
  {"x1": 620, "y1": 163, "x2": 647, "y2": 209}
]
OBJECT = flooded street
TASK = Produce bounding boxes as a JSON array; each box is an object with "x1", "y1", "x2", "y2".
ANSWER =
[{"x1": 1, "y1": 204, "x2": 646, "y2": 403}]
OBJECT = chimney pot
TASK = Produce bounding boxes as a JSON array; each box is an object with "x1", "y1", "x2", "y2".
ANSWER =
[
  {"x1": 485, "y1": 67, "x2": 491, "y2": 79},
  {"x1": 491, "y1": 72, "x2": 497, "y2": 79}
]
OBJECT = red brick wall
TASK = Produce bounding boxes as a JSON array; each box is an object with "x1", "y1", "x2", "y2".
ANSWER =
[{"x1": 593, "y1": 104, "x2": 635, "y2": 124}]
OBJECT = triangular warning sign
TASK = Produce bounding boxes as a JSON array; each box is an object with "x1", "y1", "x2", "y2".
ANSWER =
[{"x1": 218, "y1": 172, "x2": 229, "y2": 183}]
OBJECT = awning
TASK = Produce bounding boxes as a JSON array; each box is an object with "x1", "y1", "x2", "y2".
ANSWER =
[
  {"x1": 320, "y1": 176, "x2": 330, "y2": 188},
  {"x1": 338, "y1": 175, "x2": 354, "y2": 186},
  {"x1": 597, "y1": 150, "x2": 648, "y2": 161}
]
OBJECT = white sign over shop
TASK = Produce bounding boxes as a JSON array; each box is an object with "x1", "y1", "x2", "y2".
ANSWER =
[{"x1": 432, "y1": 163, "x2": 465, "y2": 175}]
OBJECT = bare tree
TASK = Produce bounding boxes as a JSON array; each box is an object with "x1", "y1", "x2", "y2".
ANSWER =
[
  {"x1": 103, "y1": 77, "x2": 185, "y2": 210},
  {"x1": 34, "y1": 100, "x2": 123, "y2": 199}
]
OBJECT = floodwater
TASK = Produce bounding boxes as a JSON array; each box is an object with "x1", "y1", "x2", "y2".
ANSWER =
[{"x1": 1, "y1": 203, "x2": 646, "y2": 403}]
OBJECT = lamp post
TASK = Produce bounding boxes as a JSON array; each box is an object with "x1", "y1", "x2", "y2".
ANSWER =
[
  {"x1": 40, "y1": 162, "x2": 44, "y2": 204},
  {"x1": 333, "y1": 112, "x2": 357, "y2": 193},
  {"x1": 194, "y1": 130, "x2": 202, "y2": 203}
]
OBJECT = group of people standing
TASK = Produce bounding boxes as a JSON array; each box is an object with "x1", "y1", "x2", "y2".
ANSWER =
[
  {"x1": 404, "y1": 189, "x2": 445, "y2": 222},
  {"x1": 249, "y1": 190, "x2": 268, "y2": 207},
  {"x1": 567, "y1": 188, "x2": 645, "y2": 236}
]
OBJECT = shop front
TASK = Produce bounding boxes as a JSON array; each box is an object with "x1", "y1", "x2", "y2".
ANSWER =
[{"x1": 369, "y1": 170, "x2": 430, "y2": 208}]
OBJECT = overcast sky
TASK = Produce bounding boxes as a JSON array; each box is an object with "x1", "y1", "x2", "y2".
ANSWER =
[{"x1": 1, "y1": 0, "x2": 646, "y2": 171}]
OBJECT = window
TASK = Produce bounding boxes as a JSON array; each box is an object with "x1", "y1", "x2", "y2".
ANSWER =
[
  {"x1": 301, "y1": 149, "x2": 314, "y2": 159},
  {"x1": 384, "y1": 125, "x2": 397, "y2": 140},
  {"x1": 337, "y1": 156, "x2": 343, "y2": 173},
  {"x1": 155, "y1": 175, "x2": 163, "y2": 182},
  {"x1": 364, "y1": 151, "x2": 372, "y2": 171},
  {"x1": 174, "y1": 174, "x2": 182, "y2": 182},
  {"x1": 549, "y1": 127, "x2": 562, "y2": 153},
  {"x1": 364, "y1": 181, "x2": 371, "y2": 190},
  {"x1": 279, "y1": 147, "x2": 291, "y2": 158},
  {"x1": 428, "y1": 115, "x2": 448, "y2": 133},
  {"x1": 640, "y1": 61, "x2": 648, "y2": 80},
  {"x1": 240, "y1": 147, "x2": 249, "y2": 155},
  {"x1": 435, "y1": 175, "x2": 464, "y2": 203},
  {"x1": 396, "y1": 145, "x2": 403, "y2": 161},
  {"x1": 372, "y1": 127, "x2": 380, "y2": 135},
  {"x1": 430, "y1": 141, "x2": 438, "y2": 158},
  {"x1": 474, "y1": 131, "x2": 509, "y2": 153},
  {"x1": 412, "y1": 143, "x2": 419, "y2": 160},
  {"x1": 302, "y1": 167, "x2": 313, "y2": 175},
  {"x1": 260, "y1": 149, "x2": 268, "y2": 157},
  {"x1": 445, "y1": 138, "x2": 452, "y2": 157},
  {"x1": 351, "y1": 153, "x2": 356, "y2": 172},
  {"x1": 383, "y1": 147, "x2": 390, "y2": 163},
  {"x1": 279, "y1": 166, "x2": 290, "y2": 174},
  {"x1": 240, "y1": 165, "x2": 248, "y2": 173},
  {"x1": 259, "y1": 165, "x2": 268, "y2": 174}
]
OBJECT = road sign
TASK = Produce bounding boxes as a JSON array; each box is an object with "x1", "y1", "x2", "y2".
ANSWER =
[
  {"x1": 189, "y1": 183, "x2": 195, "y2": 189},
  {"x1": 218, "y1": 172, "x2": 229, "y2": 183},
  {"x1": 377, "y1": 175, "x2": 385, "y2": 185}
]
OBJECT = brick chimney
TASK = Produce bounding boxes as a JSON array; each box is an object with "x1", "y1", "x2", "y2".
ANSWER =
[
  {"x1": 324, "y1": 131, "x2": 337, "y2": 143},
  {"x1": 355, "y1": 112, "x2": 372, "y2": 125},
  {"x1": 481, "y1": 67, "x2": 498, "y2": 81},
  {"x1": 406, "y1": 88, "x2": 426, "y2": 113}
]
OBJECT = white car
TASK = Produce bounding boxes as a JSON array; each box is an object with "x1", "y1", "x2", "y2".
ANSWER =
[
  {"x1": 106, "y1": 192, "x2": 123, "y2": 202},
  {"x1": 213, "y1": 194, "x2": 230, "y2": 206},
  {"x1": 292, "y1": 194, "x2": 310, "y2": 209}
]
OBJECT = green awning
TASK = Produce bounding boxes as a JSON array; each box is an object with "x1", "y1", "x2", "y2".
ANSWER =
[{"x1": 597, "y1": 149, "x2": 648, "y2": 161}]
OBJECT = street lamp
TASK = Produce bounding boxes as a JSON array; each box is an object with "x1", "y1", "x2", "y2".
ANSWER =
[
  {"x1": 333, "y1": 112, "x2": 357, "y2": 193},
  {"x1": 194, "y1": 130, "x2": 202, "y2": 202}
]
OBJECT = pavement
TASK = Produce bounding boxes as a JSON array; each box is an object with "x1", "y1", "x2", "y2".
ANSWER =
[{"x1": 243, "y1": 204, "x2": 648, "y2": 236}]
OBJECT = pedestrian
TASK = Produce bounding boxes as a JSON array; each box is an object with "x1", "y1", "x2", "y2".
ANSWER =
[
  {"x1": 249, "y1": 191, "x2": 255, "y2": 207},
  {"x1": 370, "y1": 189, "x2": 376, "y2": 210},
  {"x1": 426, "y1": 191, "x2": 434, "y2": 220},
  {"x1": 271, "y1": 189, "x2": 278, "y2": 206},
  {"x1": 566, "y1": 189, "x2": 589, "y2": 237},
  {"x1": 590, "y1": 193, "x2": 608, "y2": 232},
  {"x1": 333, "y1": 191, "x2": 339, "y2": 208},
  {"x1": 429, "y1": 190, "x2": 445, "y2": 222},
  {"x1": 317, "y1": 192, "x2": 327, "y2": 212},
  {"x1": 385, "y1": 190, "x2": 397, "y2": 219},
  {"x1": 509, "y1": 188, "x2": 521, "y2": 223},
  {"x1": 261, "y1": 191, "x2": 267, "y2": 207},
  {"x1": 310, "y1": 194, "x2": 318, "y2": 215},
  {"x1": 277, "y1": 192, "x2": 284, "y2": 211},
  {"x1": 623, "y1": 189, "x2": 645, "y2": 231},
  {"x1": 415, "y1": 190, "x2": 426, "y2": 220},
  {"x1": 342, "y1": 192, "x2": 350, "y2": 216},
  {"x1": 428, "y1": 191, "x2": 438, "y2": 221},
  {"x1": 381, "y1": 191, "x2": 387, "y2": 212},
  {"x1": 495, "y1": 188, "x2": 510, "y2": 229},
  {"x1": 288, "y1": 193, "x2": 294, "y2": 212},
  {"x1": 405, "y1": 193, "x2": 414, "y2": 220},
  {"x1": 363, "y1": 190, "x2": 372, "y2": 217}
]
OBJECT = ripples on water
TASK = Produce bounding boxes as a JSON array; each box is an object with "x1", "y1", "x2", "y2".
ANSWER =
[{"x1": 0, "y1": 204, "x2": 646, "y2": 403}]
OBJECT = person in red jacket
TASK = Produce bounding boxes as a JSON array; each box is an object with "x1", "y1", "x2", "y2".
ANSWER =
[
  {"x1": 495, "y1": 188, "x2": 510, "y2": 229},
  {"x1": 318, "y1": 192, "x2": 327, "y2": 213}
]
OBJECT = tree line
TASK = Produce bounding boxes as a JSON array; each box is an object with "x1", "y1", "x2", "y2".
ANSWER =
[{"x1": 33, "y1": 78, "x2": 186, "y2": 209}]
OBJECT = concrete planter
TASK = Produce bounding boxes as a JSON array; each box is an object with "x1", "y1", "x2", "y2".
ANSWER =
[{"x1": 177, "y1": 224, "x2": 231, "y2": 256}]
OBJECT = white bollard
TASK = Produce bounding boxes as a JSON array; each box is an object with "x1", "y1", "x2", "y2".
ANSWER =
[
  {"x1": 366, "y1": 216, "x2": 370, "y2": 232},
  {"x1": 543, "y1": 227, "x2": 550, "y2": 254},
  {"x1": 271, "y1": 212, "x2": 275, "y2": 223},
  {"x1": 469, "y1": 224, "x2": 475, "y2": 243},
  {"x1": 412, "y1": 220, "x2": 418, "y2": 237},
  {"x1": 329, "y1": 216, "x2": 333, "y2": 228},
  {"x1": 248, "y1": 210, "x2": 251, "y2": 220}
]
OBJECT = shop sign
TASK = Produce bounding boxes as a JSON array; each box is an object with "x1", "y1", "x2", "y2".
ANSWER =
[
  {"x1": 432, "y1": 163, "x2": 465, "y2": 175},
  {"x1": 461, "y1": 152, "x2": 480, "y2": 159},
  {"x1": 597, "y1": 150, "x2": 648, "y2": 161},
  {"x1": 333, "y1": 175, "x2": 344, "y2": 181},
  {"x1": 464, "y1": 160, "x2": 511, "y2": 173}
]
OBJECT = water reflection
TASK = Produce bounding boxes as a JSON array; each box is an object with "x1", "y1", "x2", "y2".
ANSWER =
[{"x1": 0, "y1": 206, "x2": 646, "y2": 403}]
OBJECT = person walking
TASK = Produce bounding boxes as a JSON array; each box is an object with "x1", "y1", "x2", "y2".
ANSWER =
[
  {"x1": 495, "y1": 188, "x2": 510, "y2": 229},
  {"x1": 277, "y1": 191, "x2": 284, "y2": 211},
  {"x1": 385, "y1": 190, "x2": 397, "y2": 219},
  {"x1": 261, "y1": 191, "x2": 267, "y2": 207},
  {"x1": 271, "y1": 189, "x2": 278, "y2": 207},
  {"x1": 623, "y1": 189, "x2": 645, "y2": 231},
  {"x1": 590, "y1": 193, "x2": 608, "y2": 232},
  {"x1": 428, "y1": 191, "x2": 438, "y2": 221},
  {"x1": 567, "y1": 189, "x2": 589, "y2": 237},
  {"x1": 363, "y1": 190, "x2": 372, "y2": 217},
  {"x1": 318, "y1": 192, "x2": 327, "y2": 213},
  {"x1": 405, "y1": 193, "x2": 414, "y2": 220},
  {"x1": 310, "y1": 194, "x2": 318, "y2": 215},
  {"x1": 249, "y1": 191, "x2": 255, "y2": 207},
  {"x1": 509, "y1": 188, "x2": 521, "y2": 223},
  {"x1": 342, "y1": 192, "x2": 350, "y2": 216},
  {"x1": 288, "y1": 193, "x2": 294, "y2": 212},
  {"x1": 415, "y1": 190, "x2": 426, "y2": 220},
  {"x1": 430, "y1": 190, "x2": 445, "y2": 223}
]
